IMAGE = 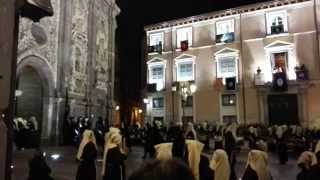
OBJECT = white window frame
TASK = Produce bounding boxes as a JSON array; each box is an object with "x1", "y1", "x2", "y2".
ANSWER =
[
  {"x1": 149, "y1": 32, "x2": 164, "y2": 49},
  {"x1": 176, "y1": 27, "x2": 193, "y2": 48},
  {"x1": 266, "y1": 10, "x2": 288, "y2": 35},
  {"x1": 175, "y1": 58, "x2": 195, "y2": 82},
  {"x1": 215, "y1": 49, "x2": 239, "y2": 84},
  {"x1": 264, "y1": 41, "x2": 296, "y2": 81},
  {"x1": 147, "y1": 60, "x2": 166, "y2": 91},
  {"x1": 152, "y1": 97, "x2": 165, "y2": 109},
  {"x1": 216, "y1": 19, "x2": 235, "y2": 35}
]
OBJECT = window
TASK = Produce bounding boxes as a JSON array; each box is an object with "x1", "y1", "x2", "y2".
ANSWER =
[
  {"x1": 217, "y1": 56, "x2": 237, "y2": 82},
  {"x1": 149, "y1": 32, "x2": 164, "y2": 47},
  {"x1": 176, "y1": 27, "x2": 193, "y2": 48},
  {"x1": 271, "y1": 52, "x2": 288, "y2": 74},
  {"x1": 182, "y1": 96, "x2": 193, "y2": 107},
  {"x1": 223, "y1": 115, "x2": 237, "y2": 124},
  {"x1": 222, "y1": 94, "x2": 236, "y2": 106},
  {"x1": 149, "y1": 64, "x2": 165, "y2": 91},
  {"x1": 177, "y1": 60, "x2": 194, "y2": 82},
  {"x1": 266, "y1": 11, "x2": 288, "y2": 35},
  {"x1": 153, "y1": 97, "x2": 164, "y2": 109},
  {"x1": 216, "y1": 19, "x2": 235, "y2": 43}
]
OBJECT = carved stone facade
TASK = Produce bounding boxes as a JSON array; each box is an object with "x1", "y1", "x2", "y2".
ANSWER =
[{"x1": 16, "y1": 0, "x2": 120, "y2": 141}]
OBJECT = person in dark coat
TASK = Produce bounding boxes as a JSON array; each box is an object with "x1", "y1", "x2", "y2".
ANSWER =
[
  {"x1": 76, "y1": 130, "x2": 97, "y2": 180},
  {"x1": 309, "y1": 151, "x2": 320, "y2": 180},
  {"x1": 277, "y1": 126, "x2": 289, "y2": 165},
  {"x1": 28, "y1": 149, "x2": 53, "y2": 180},
  {"x1": 102, "y1": 131, "x2": 127, "y2": 180},
  {"x1": 296, "y1": 151, "x2": 317, "y2": 180}
]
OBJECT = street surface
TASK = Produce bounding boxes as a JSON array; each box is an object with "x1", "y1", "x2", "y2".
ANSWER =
[{"x1": 12, "y1": 146, "x2": 299, "y2": 180}]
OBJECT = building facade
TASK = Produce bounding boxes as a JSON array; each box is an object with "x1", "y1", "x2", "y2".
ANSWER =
[
  {"x1": 15, "y1": 0, "x2": 120, "y2": 142},
  {"x1": 144, "y1": 0, "x2": 320, "y2": 128}
]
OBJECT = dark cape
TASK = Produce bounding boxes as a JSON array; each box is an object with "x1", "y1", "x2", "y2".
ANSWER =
[
  {"x1": 308, "y1": 164, "x2": 320, "y2": 180},
  {"x1": 76, "y1": 142, "x2": 97, "y2": 180},
  {"x1": 28, "y1": 156, "x2": 53, "y2": 180},
  {"x1": 103, "y1": 146, "x2": 126, "y2": 180},
  {"x1": 242, "y1": 165, "x2": 258, "y2": 180}
]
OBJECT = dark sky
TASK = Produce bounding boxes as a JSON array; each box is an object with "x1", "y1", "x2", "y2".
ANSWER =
[{"x1": 116, "y1": 0, "x2": 270, "y2": 103}]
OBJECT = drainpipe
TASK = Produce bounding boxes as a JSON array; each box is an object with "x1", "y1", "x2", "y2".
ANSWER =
[
  {"x1": 239, "y1": 12, "x2": 247, "y2": 125},
  {"x1": 314, "y1": 0, "x2": 320, "y2": 70}
]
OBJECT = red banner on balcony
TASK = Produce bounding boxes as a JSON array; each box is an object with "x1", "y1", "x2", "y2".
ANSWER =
[
  {"x1": 214, "y1": 78, "x2": 224, "y2": 91},
  {"x1": 180, "y1": 40, "x2": 189, "y2": 51}
]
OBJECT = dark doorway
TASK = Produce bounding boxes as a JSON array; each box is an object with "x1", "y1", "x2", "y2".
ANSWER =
[
  {"x1": 15, "y1": 66, "x2": 44, "y2": 148},
  {"x1": 268, "y1": 94, "x2": 298, "y2": 125}
]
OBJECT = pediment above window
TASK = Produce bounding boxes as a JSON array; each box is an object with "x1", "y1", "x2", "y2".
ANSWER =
[
  {"x1": 264, "y1": 40, "x2": 293, "y2": 51},
  {"x1": 174, "y1": 53, "x2": 196, "y2": 62},
  {"x1": 215, "y1": 47, "x2": 239, "y2": 58},
  {"x1": 147, "y1": 57, "x2": 167, "y2": 65}
]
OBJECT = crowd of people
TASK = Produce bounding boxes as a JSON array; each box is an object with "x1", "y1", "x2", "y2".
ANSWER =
[
  {"x1": 26, "y1": 120, "x2": 320, "y2": 180},
  {"x1": 13, "y1": 116, "x2": 40, "y2": 149}
]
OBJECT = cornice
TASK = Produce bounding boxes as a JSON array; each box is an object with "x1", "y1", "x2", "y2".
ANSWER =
[{"x1": 144, "y1": 0, "x2": 311, "y2": 32}]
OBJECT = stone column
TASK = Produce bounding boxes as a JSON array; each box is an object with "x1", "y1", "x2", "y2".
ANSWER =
[{"x1": 0, "y1": 1, "x2": 19, "y2": 179}]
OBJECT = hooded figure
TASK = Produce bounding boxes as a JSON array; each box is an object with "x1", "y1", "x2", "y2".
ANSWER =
[
  {"x1": 28, "y1": 150, "x2": 53, "y2": 180},
  {"x1": 154, "y1": 140, "x2": 204, "y2": 180},
  {"x1": 296, "y1": 151, "x2": 317, "y2": 180},
  {"x1": 102, "y1": 132, "x2": 126, "y2": 180},
  {"x1": 210, "y1": 149, "x2": 230, "y2": 180},
  {"x1": 76, "y1": 130, "x2": 98, "y2": 180},
  {"x1": 242, "y1": 150, "x2": 271, "y2": 180}
]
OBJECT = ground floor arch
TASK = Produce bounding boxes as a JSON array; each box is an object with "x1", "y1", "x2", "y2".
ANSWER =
[{"x1": 16, "y1": 55, "x2": 56, "y2": 143}]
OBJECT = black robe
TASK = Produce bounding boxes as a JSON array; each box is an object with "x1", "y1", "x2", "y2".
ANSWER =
[
  {"x1": 103, "y1": 146, "x2": 126, "y2": 180},
  {"x1": 199, "y1": 155, "x2": 214, "y2": 180},
  {"x1": 28, "y1": 156, "x2": 53, "y2": 180},
  {"x1": 76, "y1": 142, "x2": 97, "y2": 180},
  {"x1": 242, "y1": 166, "x2": 258, "y2": 180},
  {"x1": 308, "y1": 164, "x2": 320, "y2": 180},
  {"x1": 296, "y1": 169, "x2": 311, "y2": 180}
]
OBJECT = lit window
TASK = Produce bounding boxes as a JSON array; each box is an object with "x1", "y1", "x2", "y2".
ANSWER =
[
  {"x1": 149, "y1": 32, "x2": 164, "y2": 47},
  {"x1": 217, "y1": 56, "x2": 237, "y2": 82},
  {"x1": 149, "y1": 64, "x2": 165, "y2": 91},
  {"x1": 177, "y1": 60, "x2": 194, "y2": 82},
  {"x1": 222, "y1": 94, "x2": 236, "y2": 106},
  {"x1": 182, "y1": 96, "x2": 193, "y2": 107},
  {"x1": 176, "y1": 27, "x2": 193, "y2": 48},
  {"x1": 271, "y1": 52, "x2": 288, "y2": 74},
  {"x1": 266, "y1": 11, "x2": 288, "y2": 35},
  {"x1": 153, "y1": 97, "x2": 164, "y2": 109},
  {"x1": 216, "y1": 19, "x2": 235, "y2": 43}
]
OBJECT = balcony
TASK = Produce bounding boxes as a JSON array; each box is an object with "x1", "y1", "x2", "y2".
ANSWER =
[
  {"x1": 216, "y1": 32, "x2": 235, "y2": 44},
  {"x1": 270, "y1": 24, "x2": 285, "y2": 35},
  {"x1": 147, "y1": 43, "x2": 162, "y2": 54}
]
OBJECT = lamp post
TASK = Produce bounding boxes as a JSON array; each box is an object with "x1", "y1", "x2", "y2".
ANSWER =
[{"x1": 179, "y1": 81, "x2": 197, "y2": 125}]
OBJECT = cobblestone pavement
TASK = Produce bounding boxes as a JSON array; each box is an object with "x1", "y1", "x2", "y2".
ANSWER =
[{"x1": 12, "y1": 146, "x2": 299, "y2": 180}]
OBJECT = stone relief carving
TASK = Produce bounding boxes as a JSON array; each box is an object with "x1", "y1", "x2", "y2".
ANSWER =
[
  {"x1": 17, "y1": 0, "x2": 59, "y2": 84},
  {"x1": 95, "y1": 15, "x2": 109, "y2": 91},
  {"x1": 70, "y1": 0, "x2": 89, "y2": 95}
]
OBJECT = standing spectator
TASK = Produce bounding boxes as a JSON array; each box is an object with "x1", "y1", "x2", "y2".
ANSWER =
[
  {"x1": 76, "y1": 130, "x2": 97, "y2": 180},
  {"x1": 28, "y1": 149, "x2": 53, "y2": 180}
]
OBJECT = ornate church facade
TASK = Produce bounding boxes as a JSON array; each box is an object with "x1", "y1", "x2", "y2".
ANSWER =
[{"x1": 16, "y1": 0, "x2": 120, "y2": 141}]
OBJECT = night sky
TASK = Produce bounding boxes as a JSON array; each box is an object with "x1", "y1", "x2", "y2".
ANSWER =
[{"x1": 116, "y1": 0, "x2": 271, "y2": 105}]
